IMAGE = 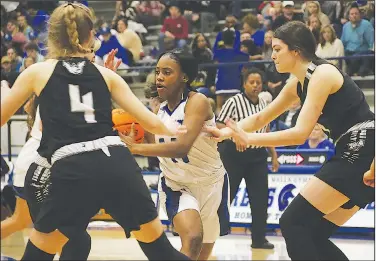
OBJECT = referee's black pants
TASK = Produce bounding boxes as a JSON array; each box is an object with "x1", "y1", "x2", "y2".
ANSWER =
[{"x1": 219, "y1": 141, "x2": 269, "y2": 244}]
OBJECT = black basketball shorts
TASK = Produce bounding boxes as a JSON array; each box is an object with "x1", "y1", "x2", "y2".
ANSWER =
[
  {"x1": 33, "y1": 137, "x2": 158, "y2": 238},
  {"x1": 315, "y1": 121, "x2": 375, "y2": 208}
]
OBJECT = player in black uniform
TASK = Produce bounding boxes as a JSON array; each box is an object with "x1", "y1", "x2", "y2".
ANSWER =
[
  {"x1": 204, "y1": 21, "x2": 375, "y2": 260},
  {"x1": 1, "y1": 3, "x2": 189, "y2": 261}
]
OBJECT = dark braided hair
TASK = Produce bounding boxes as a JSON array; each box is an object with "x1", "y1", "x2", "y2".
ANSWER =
[{"x1": 157, "y1": 49, "x2": 199, "y2": 90}]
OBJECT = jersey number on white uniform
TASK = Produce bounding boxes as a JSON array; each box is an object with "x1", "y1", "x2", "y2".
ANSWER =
[
  {"x1": 159, "y1": 137, "x2": 190, "y2": 163},
  {"x1": 68, "y1": 84, "x2": 97, "y2": 123}
]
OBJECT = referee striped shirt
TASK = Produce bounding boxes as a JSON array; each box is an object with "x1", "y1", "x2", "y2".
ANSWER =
[{"x1": 217, "y1": 93, "x2": 268, "y2": 148}]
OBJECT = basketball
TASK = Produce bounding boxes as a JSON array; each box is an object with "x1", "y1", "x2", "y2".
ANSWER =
[{"x1": 112, "y1": 109, "x2": 145, "y2": 143}]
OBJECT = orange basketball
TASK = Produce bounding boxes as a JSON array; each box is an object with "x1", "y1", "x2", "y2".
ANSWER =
[{"x1": 112, "y1": 109, "x2": 145, "y2": 144}]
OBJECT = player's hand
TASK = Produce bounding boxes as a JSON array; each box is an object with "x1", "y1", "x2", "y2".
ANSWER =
[
  {"x1": 119, "y1": 123, "x2": 136, "y2": 152},
  {"x1": 104, "y1": 49, "x2": 122, "y2": 72},
  {"x1": 363, "y1": 169, "x2": 375, "y2": 188},
  {"x1": 202, "y1": 125, "x2": 233, "y2": 142},
  {"x1": 235, "y1": 142, "x2": 248, "y2": 152},
  {"x1": 225, "y1": 118, "x2": 249, "y2": 148}
]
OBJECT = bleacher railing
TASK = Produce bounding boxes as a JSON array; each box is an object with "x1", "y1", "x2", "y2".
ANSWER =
[{"x1": 117, "y1": 54, "x2": 375, "y2": 72}]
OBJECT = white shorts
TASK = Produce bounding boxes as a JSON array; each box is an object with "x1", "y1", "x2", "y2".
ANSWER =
[
  {"x1": 158, "y1": 173, "x2": 230, "y2": 243},
  {"x1": 13, "y1": 137, "x2": 41, "y2": 187}
]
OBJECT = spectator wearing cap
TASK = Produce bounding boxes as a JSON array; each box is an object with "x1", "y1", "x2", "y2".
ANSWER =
[
  {"x1": 158, "y1": 4, "x2": 188, "y2": 53},
  {"x1": 213, "y1": 15, "x2": 241, "y2": 53},
  {"x1": 95, "y1": 26, "x2": 130, "y2": 69},
  {"x1": 341, "y1": 4, "x2": 374, "y2": 76},
  {"x1": 272, "y1": 1, "x2": 303, "y2": 30},
  {"x1": 242, "y1": 14, "x2": 265, "y2": 48},
  {"x1": 115, "y1": 17, "x2": 142, "y2": 62},
  {"x1": 1, "y1": 56, "x2": 12, "y2": 76},
  {"x1": 213, "y1": 28, "x2": 250, "y2": 114},
  {"x1": 28, "y1": 31, "x2": 47, "y2": 56}
]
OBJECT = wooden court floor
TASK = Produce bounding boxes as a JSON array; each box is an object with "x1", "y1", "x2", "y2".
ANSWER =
[{"x1": 1, "y1": 225, "x2": 374, "y2": 260}]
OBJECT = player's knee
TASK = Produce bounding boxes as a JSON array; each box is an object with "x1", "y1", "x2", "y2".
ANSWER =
[{"x1": 180, "y1": 230, "x2": 203, "y2": 252}]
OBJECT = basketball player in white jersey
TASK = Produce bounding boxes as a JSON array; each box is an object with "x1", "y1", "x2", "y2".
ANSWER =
[{"x1": 121, "y1": 49, "x2": 230, "y2": 260}]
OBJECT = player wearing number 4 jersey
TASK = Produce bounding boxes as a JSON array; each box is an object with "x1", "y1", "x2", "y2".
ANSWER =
[
  {"x1": 120, "y1": 49, "x2": 230, "y2": 261},
  {"x1": 1, "y1": 3, "x2": 190, "y2": 261}
]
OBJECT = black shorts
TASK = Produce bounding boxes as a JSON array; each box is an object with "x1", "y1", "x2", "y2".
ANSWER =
[
  {"x1": 24, "y1": 160, "x2": 52, "y2": 222},
  {"x1": 33, "y1": 145, "x2": 158, "y2": 238},
  {"x1": 315, "y1": 126, "x2": 375, "y2": 208}
]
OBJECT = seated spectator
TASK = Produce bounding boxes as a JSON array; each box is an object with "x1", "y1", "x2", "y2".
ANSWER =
[
  {"x1": 213, "y1": 28, "x2": 249, "y2": 114},
  {"x1": 23, "y1": 56, "x2": 35, "y2": 70},
  {"x1": 190, "y1": 33, "x2": 214, "y2": 92},
  {"x1": 28, "y1": 31, "x2": 47, "y2": 56},
  {"x1": 304, "y1": 1, "x2": 330, "y2": 27},
  {"x1": 5, "y1": 20, "x2": 19, "y2": 36},
  {"x1": 240, "y1": 39, "x2": 264, "y2": 71},
  {"x1": 272, "y1": 1, "x2": 303, "y2": 30},
  {"x1": 341, "y1": 5, "x2": 374, "y2": 76},
  {"x1": 1, "y1": 56, "x2": 12, "y2": 77},
  {"x1": 262, "y1": 30, "x2": 273, "y2": 61},
  {"x1": 213, "y1": 15, "x2": 241, "y2": 52},
  {"x1": 135, "y1": 1, "x2": 165, "y2": 27},
  {"x1": 95, "y1": 26, "x2": 131, "y2": 69},
  {"x1": 240, "y1": 32, "x2": 251, "y2": 42},
  {"x1": 158, "y1": 4, "x2": 188, "y2": 54},
  {"x1": 297, "y1": 124, "x2": 335, "y2": 151},
  {"x1": 316, "y1": 24, "x2": 345, "y2": 68},
  {"x1": 20, "y1": 42, "x2": 44, "y2": 71},
  {"x1": 307, "y1": 14, "x2": 322, "y2": 45},
  {"x1": 115, "y1": 17, "x2": 142, "y2": 62},
  {"x1": 242, "y1": 14, "x2": 265, "y2": 48},
  {"x1": 17, "y1": 15, "x2": 33, "y2": 40},
  {"x1": 6, "y1": 47, "x2": 22, "y2": 72},
  {"x1": 279, "y1": 99, "x2": 301, "y2": 128}
]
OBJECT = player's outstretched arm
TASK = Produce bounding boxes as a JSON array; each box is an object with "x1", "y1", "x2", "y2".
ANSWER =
[
  {"x1": 1, "y1": 65, "x2": 37, "y2": 126},
  {"x1": 121, "y1": 93, "x2": 212, "y2": 158},
  {"x1": 99, "y1": 66, "x2": 185, "y2": 136},
  {"x1": 228, "y1": 64, "x2": 341, "y2": 147}
]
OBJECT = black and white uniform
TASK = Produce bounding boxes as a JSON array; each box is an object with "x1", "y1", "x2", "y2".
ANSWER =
[
  {"x1": 217, "y1": 93, "x2": 270, "y2": 244},
  {"x1": 298, "y1": 59, "x2": 375, "y2": 208},
  {"x1": 12, "y1": 107, "x2": 43, "y2": 199},
  {"x1": 33, "y1": 57, "x2": 158, "y2": 238}
]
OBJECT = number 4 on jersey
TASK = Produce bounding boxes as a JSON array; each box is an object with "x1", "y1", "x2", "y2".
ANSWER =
[{"x1": 69, "y1": 84, "x2": 97, "y2": 123}]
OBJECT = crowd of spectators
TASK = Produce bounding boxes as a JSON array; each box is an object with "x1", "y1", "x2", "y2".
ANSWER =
[{"x1": 1, "y1": 0, "x2": 374, "y2": 150}]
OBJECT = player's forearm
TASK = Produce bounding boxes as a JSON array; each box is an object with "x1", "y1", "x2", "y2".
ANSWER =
[
  {"x1": 238, "y1": 113, "x2": 269, "y2": 133},
  {"x1": 132, "y1": 142, "x2": 188, "y2": 158},
  {"x1": 246, "y1": 128, "x2": 305, "y2": 147}
]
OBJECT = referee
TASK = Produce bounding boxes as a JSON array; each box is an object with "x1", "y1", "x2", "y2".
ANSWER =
[{"x1": 217, "y1": 67, "x2": 279, "y2": 249}]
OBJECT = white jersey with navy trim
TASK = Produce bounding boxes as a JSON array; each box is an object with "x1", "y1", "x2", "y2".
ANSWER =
[
  {"x1": 155, "y1": 99, "x2": 226, "y2": 185},
  {"x1": 13, "y1": 107, "x2": 43, "y2": 187}
]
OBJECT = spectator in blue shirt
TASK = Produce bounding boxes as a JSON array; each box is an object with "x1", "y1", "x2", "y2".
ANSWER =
[
  {"x1": 297, "y1": 125, "x2": 335, "y2": 159},
  {"x1": 341, "y1": 5, "x2": 374, "y2": 76},
  {"x1": 95, "y1": 26, "x2": 130, "y2": 67},
  {"x1": 213, "y1": 15, "x2": 241, "y2": 52},
  {"x1": 242, "y1": 14, "x2": 265, "y2": 48},
  {"x1": 213, "y1": 28, "x2": 249, "y2": 114},
  {"x1": 28, "y1": 31, "x2": 47, "y2": 56}
]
